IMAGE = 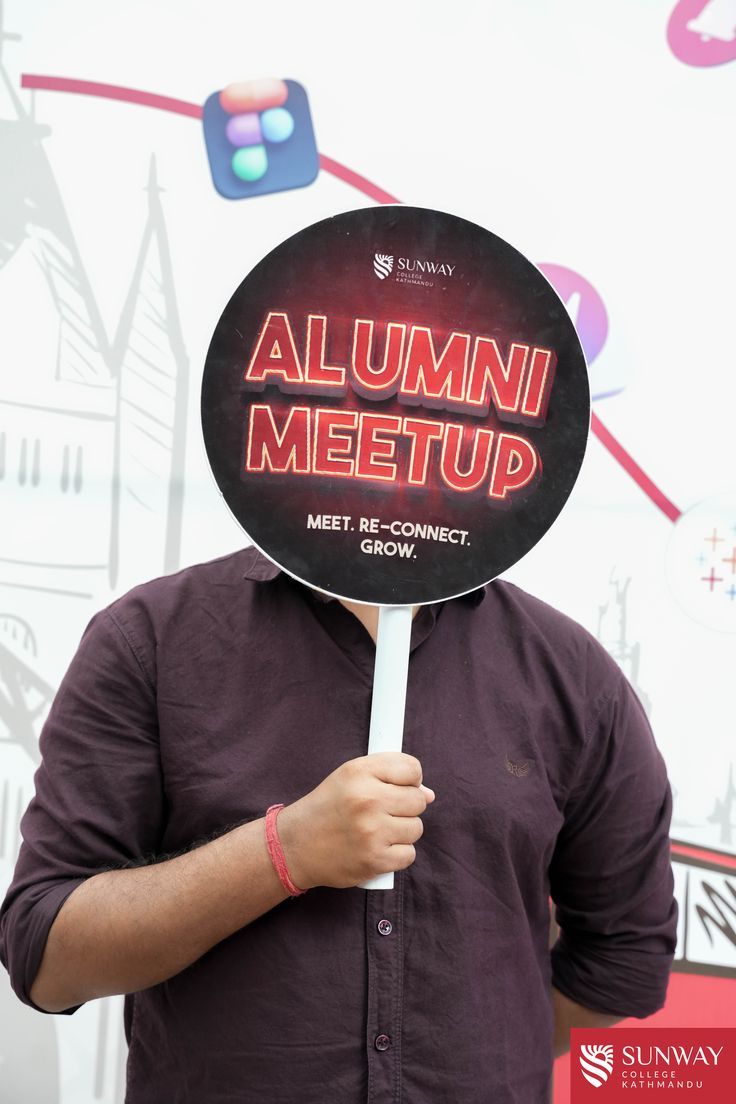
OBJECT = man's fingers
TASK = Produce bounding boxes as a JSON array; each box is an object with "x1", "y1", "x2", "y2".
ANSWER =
[
  {"x1": 402, "y1": 816, "x2": 425, "y2": 844},
  {"x1": 384, "y1": 844, "x2": 417, "y2": 872},
  {"x1": 382, "y1": 814, "x2": 424, "y2": 846},
  {"x1": 380, "y1": 782, "x2": 434, "y2": 816},
  {"x1": 364, "y1": 752, "x2": 424, "y2": 788},
  {"x1": 371, "y1": 843, "x2": 418, "y2": 874}
]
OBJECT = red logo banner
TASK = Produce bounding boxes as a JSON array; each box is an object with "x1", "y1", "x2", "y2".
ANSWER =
[{"x1": 571, "y1": 1029, "x2": 736, "y2": 1102}]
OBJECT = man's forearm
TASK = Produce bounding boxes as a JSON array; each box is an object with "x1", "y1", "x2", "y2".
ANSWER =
[
  {"x1": 28, "y1": 752, "x2": 433, "y2": 1014},
  {"x1": 552, "y1": 986, "x2": 623, "y2": 1058},
  {"x1": 30, "y1": 816, "x2": 290, "y2": 1013}
]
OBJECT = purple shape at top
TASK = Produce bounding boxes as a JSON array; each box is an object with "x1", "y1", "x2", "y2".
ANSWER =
[
  {"x1": 226, "y1": 112, "x2": 262, "y2": 147},
  {"x1": 537, "y1": 262, "x2": 608, "y2": 367}
]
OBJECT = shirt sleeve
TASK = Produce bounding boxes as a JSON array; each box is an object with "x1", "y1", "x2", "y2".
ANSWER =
[
  {"x1": 0, "y1": 607, "x2": 165, "y2": 1013},
  {"x1": 549, "y1": 672, "x2": 678, "y2": 1019}
]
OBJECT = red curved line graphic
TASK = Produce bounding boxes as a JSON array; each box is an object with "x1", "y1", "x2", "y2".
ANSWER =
[
  {"x1": 318, "y1": 154, "x2": 399, "y2": 205},
  {"x1": 591, "y1": 413, "x2": 681, "y2": 522},
  {"x1": 20, "y1": 73, "x2": 682, "y2": 525},
  {"x1": 20, "y1": 75, "x2": 401, "y2": 204},
  {"x1": 21, "y1": 73, "x2": 203, "y2": 118}
]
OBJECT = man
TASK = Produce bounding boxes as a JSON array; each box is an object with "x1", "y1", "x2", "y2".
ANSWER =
[{"x1": 0, "y1": 545, "x2": 677, "y2": 1103}]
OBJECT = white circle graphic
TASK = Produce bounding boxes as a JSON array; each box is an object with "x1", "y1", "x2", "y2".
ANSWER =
[{"x1": 666, "y1": 490, "x2": 736, "y2": 633}]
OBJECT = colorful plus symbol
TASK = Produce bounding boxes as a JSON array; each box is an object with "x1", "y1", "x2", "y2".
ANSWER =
[
  {"x1": 723, "y1": 547, "x2": 736, "y2": 574},
  {"x1": 701, "y1": 568, "x2": 723, "y2": 592},
  {"x1": 203, "y1": 78, "x2": 318, "y2": 200},
  {"x1": 726, "y1": 585, "x2": 736, "y2": 602},
  {"x1": 705, "y1": 527, "x2": 724, "y2": 551},
  {"x1": 695, "y1": 552, "x2": 706, "y2": 565}
]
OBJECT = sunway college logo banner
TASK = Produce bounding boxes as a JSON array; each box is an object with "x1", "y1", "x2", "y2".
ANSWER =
[
  {"x1": 201, "y1": 206, "x2": 589, "y2": 605},
  {"x1": 572, "y1": 1029, "x2": 736, "y2": 1101}
]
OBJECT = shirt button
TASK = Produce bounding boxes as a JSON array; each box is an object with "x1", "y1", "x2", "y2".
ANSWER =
[
  {"x1": 377, "y1": 919, "x2": 392, "y2": 936},
  {"x1": 374, "y1": 1034, "x2": 391, "y2": 1051}
]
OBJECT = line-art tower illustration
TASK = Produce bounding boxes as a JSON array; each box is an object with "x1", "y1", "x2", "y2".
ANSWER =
[
  {"x1": 0, "y1": 27, "x2": 189, "y2": 764},
  {"x1": 0, "y1": 12, "x2": 190, "y2": 1100},
  {"x1": 110, "y1": 155, "x2": 189, "y2": 591}
]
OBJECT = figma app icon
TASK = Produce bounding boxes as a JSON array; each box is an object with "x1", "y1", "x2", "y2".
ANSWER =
[{"x1": 203, "y1": 79, "x2": 319, "y2": 199}]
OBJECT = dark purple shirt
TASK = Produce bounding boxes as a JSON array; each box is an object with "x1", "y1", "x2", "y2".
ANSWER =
[{"x1": 0, "y1": 547, "x2": 677, "y2": 1103}]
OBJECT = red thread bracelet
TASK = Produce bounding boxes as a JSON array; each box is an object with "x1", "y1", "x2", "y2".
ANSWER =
[{"x1": 265, "y1": 804, "x2": 306, "y2": 897}]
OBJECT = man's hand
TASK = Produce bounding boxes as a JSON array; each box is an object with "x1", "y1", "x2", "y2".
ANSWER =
[{"x1": 277, "y1": 752, "x2": 435, "y2": 889}]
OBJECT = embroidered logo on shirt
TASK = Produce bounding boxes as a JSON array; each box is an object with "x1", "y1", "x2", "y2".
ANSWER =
[
  {"x1": 504, "y1": 755, "x2": 530, "y2": 777},
  {"x1": 579, "y1": 1044, "x2": 614, "y2": 1087}
]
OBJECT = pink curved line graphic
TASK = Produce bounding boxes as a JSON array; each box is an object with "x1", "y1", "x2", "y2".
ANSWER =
[
  {"x1": 317, "y1": 154, "x2": 400, "y2": 206},
  {"x1": 591, "y1": 413, "x2": 681, "y2": 523},
  {"x1": 21, "y1": 73, "x2": 204, "y2": 118},
  {"x1": 20, "y1": 73, "x2": 681, "y2": 524}
]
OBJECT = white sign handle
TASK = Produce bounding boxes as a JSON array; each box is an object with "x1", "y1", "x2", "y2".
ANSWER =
[{"x1": 360, "y1": 604, "x2": 414, "y2": 891}]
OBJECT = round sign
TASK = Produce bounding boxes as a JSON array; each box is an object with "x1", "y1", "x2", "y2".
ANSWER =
[{"x1": 201, "y1": 206, "x2": 590, "y2": 605}]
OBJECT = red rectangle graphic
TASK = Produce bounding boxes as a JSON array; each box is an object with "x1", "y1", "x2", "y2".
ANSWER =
[{"x1": 570, "y1": 1029, "x2": 736, "y2": 1102}]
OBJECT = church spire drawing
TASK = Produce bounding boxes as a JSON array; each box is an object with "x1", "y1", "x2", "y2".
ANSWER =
[
  {"x1": 0, "y1": 13, "x2": 111, "y2": 383},
  {"x1": 110, "y1": 155, "x2": 189, "y2": 589},
  {"x1": 0, "y1": 24, "x2": 190, "y2": 761}
]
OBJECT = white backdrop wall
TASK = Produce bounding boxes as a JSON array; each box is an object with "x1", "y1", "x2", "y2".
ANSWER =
[{"x1": 0, "y1": 1, "x2": 735, "y2": 1101}]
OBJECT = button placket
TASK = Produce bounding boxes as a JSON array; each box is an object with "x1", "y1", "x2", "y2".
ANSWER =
[{"x1": 365, "y1": 875, "x2": 404, "y2": 1102}]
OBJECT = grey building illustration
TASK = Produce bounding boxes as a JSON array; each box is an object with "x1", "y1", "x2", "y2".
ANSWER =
[
  {"x1": 1, "y1": 23, "x2": 189, "y2": 1101},
  {"x1": 0, "y1": 43, "x2": 188, "y2": 749}
]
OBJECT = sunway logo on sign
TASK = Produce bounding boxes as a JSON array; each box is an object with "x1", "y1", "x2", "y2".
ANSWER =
[
  {"x1": 373, "y1": 254, "x2": 393, "y2": 279},
  {"x1": 571, "y1": 1029, "x2": 736, "y2": 1100},
  {"x1": 396, "y1": 257, "x2": 456, "y2": 276},
  {"x1": 372, "y1": 252, "x2": 456, "y2": 286}
]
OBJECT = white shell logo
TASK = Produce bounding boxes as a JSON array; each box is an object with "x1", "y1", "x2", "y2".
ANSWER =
[
  {"x1": 579, "y1": 1044, "x2": 614, "y2": 1087},
  {"x1": 373, "y1": 253, "x2": 393, "y2": 279}
]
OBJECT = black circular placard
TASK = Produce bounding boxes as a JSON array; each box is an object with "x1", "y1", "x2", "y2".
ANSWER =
[{"x1": 202, "y1": 206, "x2": 590, "y2": 605}]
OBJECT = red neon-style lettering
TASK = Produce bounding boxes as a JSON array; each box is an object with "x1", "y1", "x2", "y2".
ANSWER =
[
  {"x1": 305, "y1": 314, "x2": 347, "y2": 391},
  {"x1": 244, "y1": 312, "x2": 304, "y2": 387},
  {"x1": 466, "y1": 339, "x2": 529, "y2": 416},
  {"x1": 351, "y1": 319, "x2": 406, "y2": 396},
  {"x1": 401, "y1": 327, "x2": 469, "y2": 405},
  {"x1": 402, "y1": 417, "x2": 444, "y2": 485},
  {"x1": 313, "y1": 408, "x2": 358, "y2": 476},
  {"x1": 520, "y1": 347, "x2": 556, "y2": 421},
  {"x1": 355, "y1": 413, "x2": 402, "y2": 482},
  {"x1": 488, "y1": 432, "x2": 539, "y2": 499},
  {"x1": 440, "y1": 424, "x2": 495, "y2": 492},
  {"x1": 245, "y1": 404, "x2": 310, "y2": 473}
]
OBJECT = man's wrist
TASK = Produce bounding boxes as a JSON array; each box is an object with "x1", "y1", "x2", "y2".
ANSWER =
[
  {"x1": 271, "y1": 801, "x2": 317, "y2": 891},
  {"x1": 264, "y1": 805, "x2": 307, "y2": 895}
]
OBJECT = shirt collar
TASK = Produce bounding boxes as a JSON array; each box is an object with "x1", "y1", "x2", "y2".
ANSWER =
[{"x1": 240, "y1": 545, "x2": 486, "y2": 607}]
